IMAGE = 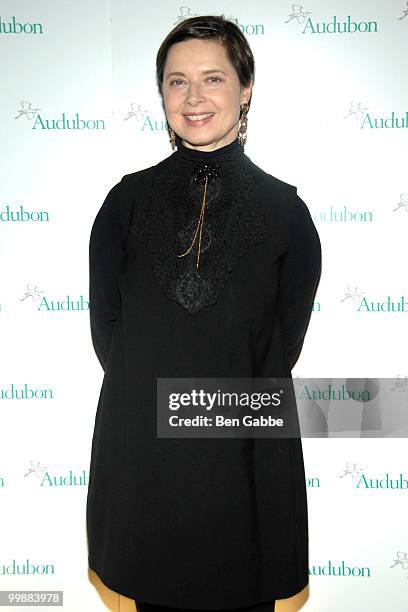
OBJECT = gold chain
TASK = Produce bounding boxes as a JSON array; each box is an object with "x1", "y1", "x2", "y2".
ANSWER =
[{"x1": 178, "y1": 175, "x2": 209, "y2": 269}]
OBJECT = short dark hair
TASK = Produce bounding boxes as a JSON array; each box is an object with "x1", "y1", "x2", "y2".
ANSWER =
[{"x1": 156, "y1": 14, "x2": 255, "y2": 107}]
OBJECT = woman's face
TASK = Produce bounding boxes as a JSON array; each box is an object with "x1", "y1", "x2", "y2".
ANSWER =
[{"x1": 162, "y1": 38, "x2": 252, "y2": 152}]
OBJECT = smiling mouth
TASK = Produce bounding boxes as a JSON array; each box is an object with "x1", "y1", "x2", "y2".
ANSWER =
[{"x1": 183, "y1": 113, "x2": 215, "y2": 121}]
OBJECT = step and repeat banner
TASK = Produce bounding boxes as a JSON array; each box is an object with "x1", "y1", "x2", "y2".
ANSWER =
[{"x1": 1, "y1": 1, "x2": 407, "y2": 610}]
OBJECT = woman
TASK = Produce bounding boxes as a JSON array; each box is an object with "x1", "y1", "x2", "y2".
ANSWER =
[{"x1": 86, "y1": 14, "x2": 321, "y2": 612}]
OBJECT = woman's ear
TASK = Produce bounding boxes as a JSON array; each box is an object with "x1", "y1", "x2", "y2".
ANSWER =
[{"x1": 241, "y1": 80, "x2": 253, "y2": 106}]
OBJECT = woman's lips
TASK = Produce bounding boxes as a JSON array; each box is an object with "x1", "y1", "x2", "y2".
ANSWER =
[{"x1": 183, "y1": 113, "x2": 215, "y2": 127}]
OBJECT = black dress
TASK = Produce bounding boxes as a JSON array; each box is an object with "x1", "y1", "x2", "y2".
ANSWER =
[{"x1": 86, "y1": 136, "x2": 321, "y2": 610}]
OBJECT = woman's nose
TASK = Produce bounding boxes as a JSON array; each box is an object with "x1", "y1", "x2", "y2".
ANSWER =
[{"x1": 185, "y1": 82, "x2": 205, "y2": 104}]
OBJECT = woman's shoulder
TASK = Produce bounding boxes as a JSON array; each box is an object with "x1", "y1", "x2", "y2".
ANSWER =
[
  {"x1": 243, "y1": 154, "x2": 297, "y2": 199},
  {"x1": 119, "y1": 153, "x2": 174, "y2": 187},
  {"x1": 242, "y1": 155, "x2": 318, "y2": 239}
]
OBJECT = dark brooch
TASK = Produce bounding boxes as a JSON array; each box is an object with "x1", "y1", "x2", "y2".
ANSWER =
[{"x1": 178, "y1": 161, "x2": 220, "y2": 269}]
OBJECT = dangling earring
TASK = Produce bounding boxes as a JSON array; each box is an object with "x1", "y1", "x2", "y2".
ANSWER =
[
  {"x1": 169, "y1": 127, "x2": 177, "y2": 151},
  {"x1": 238, "y1": 103, "x2": 249, "y2": 147}
]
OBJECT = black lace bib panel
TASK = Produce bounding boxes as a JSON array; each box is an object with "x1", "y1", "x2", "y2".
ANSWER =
[{"x1": 131, "y1": 137, "x2": 268, "y2": 315}]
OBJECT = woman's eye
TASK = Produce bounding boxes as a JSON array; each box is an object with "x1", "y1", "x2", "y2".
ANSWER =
[{"x1": 168, "y1": 77, "x2": 222, "y2": 87}]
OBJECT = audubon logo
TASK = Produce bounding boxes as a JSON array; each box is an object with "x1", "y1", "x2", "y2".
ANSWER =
[
  {"x1": 341, "y1": 286, "x2": 364, "y2": 307},
  {"x1": 307, "y1": 476, "x2": 320, "y2": 488},
  {"x1": 40, "y1": 469, "x2": 88, "y2": 487},
  {"x1": 311, "y1": 205, "x2": 374, "y2": 223},
  {"x1": 285, "y1": 4, "x2": 379, "y2": 34},
  {"x1": 125, "y1": 103, "x2": 168, "y2": 132},
  {"x1": 0, "y1": 384, "x2": 53, "y2": 400},
  {"x1": 344, "y1": 101, "x2": 368, "y2": 122},
  {"x1": 0, "y1": 559, "x2": 55, "y2": 576},
  {"x1": 37, "y1": 295, "x2": 89, "y2": 311},
  {"x1": 174, "y1": 8, "x2": 264, "y2": 35},
  {"x1": 20, "y1": 283, "x2": 44, "y2": 304},
  {"x1": 309, "y1": 560, "x2": 371, "y2": 577},
  {"x1": 229, "y1": 17, "x2": 264, "y2": 36},
  {"x1": 297, "y1": 383, "x2": 370, "y2": 402},
  {"x1": 339, "y1": 462, "x2": 365, "y2": 483},
  {"x1": 393, "y1": 193, "x2": 408, "y2": 213},
  {"x1": 358, "y1": 296, "x2": 408, "y2": 313},
  {"x1": 390, "y1": 375, "x2": 408, "y2": 394},
  {"x1": 0, "y1": 204, "x2": 49, "y2": 222},
  {"x1": 399, "y1": 2, "x2": 408, "y2": 21},
  {"x1": 19, "y1": 285, "x2": 89, "y2": 311},
  {"x1": 361, "y1": 111, "x2": 408, "y2": 129},
  {"x1": 0, "y1": 16, "x2": 43, "y2": 35},
  {"x1": 345, "y1": 101, "x2": 408, "y2": 129},
  {"x1": 24, "y1": 460, "x2": 88, "y2": 486},
  {"x1": 341, "y1": 287, "x2": 408, "y2": 312},
  {"x1": 24, "y1": 460, "x2": 48, "y2": 479},
  {"x1": 174, "y1": 6, "x2": 198, "y2": 24},
  {"x1": 15, "y1": 101, "x2": 105, "y2": 130},
  {"x1": 340, "y1": 462, "x2": 408, "y2": 489},
  {"x1": 390, "y1": 551, "x2": 408, "y2": 578},
  {"x1": 357, "y1": 472, "x2": 408, "y2": 490}
]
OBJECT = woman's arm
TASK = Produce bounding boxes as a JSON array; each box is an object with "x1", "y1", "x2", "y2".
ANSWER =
[
  {"x1": 89, "y1": 182, "x2": 123, "y2": 371},
  {"x1": 276, "y1": 193, "x2": 322, "y2": 372}
]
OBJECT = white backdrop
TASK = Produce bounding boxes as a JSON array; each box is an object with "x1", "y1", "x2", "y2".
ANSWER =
[{"x1": 1, "y1": 1, "x2": 408, "y2": 610}]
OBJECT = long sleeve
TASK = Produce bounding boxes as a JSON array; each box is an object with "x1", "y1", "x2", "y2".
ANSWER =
[
  {"x1": 276, "y1": 193, "x2": 322, "y2": 371},
  {"x1": 89, "y1": 182, "x2": 123, "y2": 371}
]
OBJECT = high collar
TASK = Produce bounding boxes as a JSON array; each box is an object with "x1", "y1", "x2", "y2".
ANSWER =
[
  {"x1": 175, "y1": 136, "x2": 244, "y2": 163},
  {"x1": 131, "y1": 134, "x2": 268, "y2": 315}
]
